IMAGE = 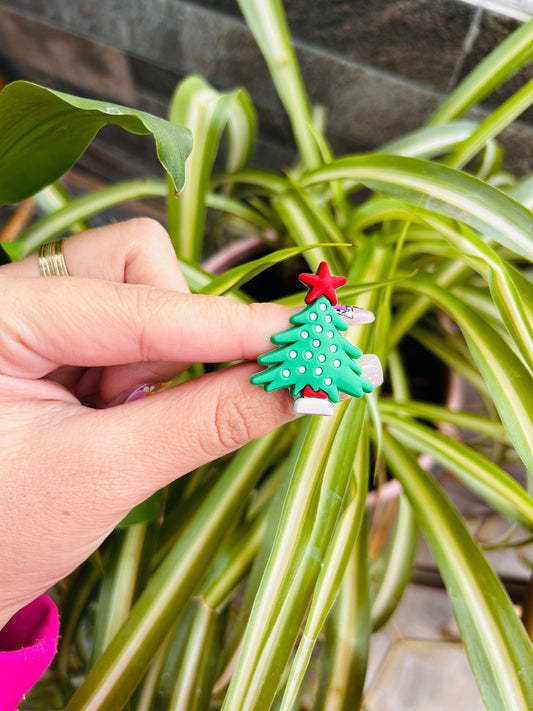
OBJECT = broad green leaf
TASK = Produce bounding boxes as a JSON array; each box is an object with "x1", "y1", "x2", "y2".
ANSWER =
[
  {"x1": 167, "y1": 76, "x2": 255, "y2": 261},
  {"x1": 300, "y1": 154, "x2": 533, "y2": 262},
  {"x1": 383, "y1": 433, "x2": 533, "y2": 711},
  {"x1": 0, "y1": 241, "x2": 25, "y2": 261},
  {"x1": 428, "y1": 18, "x2": 533, "y2": 125},
  {"x1": 383, "y1": 415, "x2": 533, "y2": 528},
  {"x1": 199, "y1": 243, "x2": 347, "y2": 296},
  {"x1": 0, "y1": 81, "x2": 192, "y2": 204}
]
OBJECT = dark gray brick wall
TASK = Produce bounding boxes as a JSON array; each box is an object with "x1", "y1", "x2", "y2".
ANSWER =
[{"x1": 1, "y1": 0, "x2": 532, "y2": 177}]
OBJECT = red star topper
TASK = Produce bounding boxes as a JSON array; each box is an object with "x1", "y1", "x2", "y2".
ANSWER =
[{"x1": 299, "y1": 261, "x2": 347, "y2": 305}]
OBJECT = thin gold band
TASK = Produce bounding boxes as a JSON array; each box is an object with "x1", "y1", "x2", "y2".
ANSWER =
[{"x1": 38, "y1": 239, "x2": 69, "y2": 277}]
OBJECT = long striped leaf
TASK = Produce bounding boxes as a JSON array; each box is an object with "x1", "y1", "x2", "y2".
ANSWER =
[
  {"x1": 380, "y1": 120, "x2": 478, "y2": 159},
  {"x1": 223, "y1": 403, "x2": 366, "y2": 711},
  {"x1": 272, "y1": 191, "x2": 349, "y2": 272},
  {"x1": 300, "y1": 155, "x2": 533, "y2": 262},
  {"x1": 379, "y1": 399, "x2": 508, "y2": 443},
  {"x1": 428, "y1": 19, "x2": 533, "y2": 125},
  {"x1": 316, "y1": 520, "x2": 370, "y2": 711},
  {"x1": 370, "y1": 494, "x2": 418, "y2": 632},
  {"x1": 15, "y1": 178, "x2": 168, "y2": 255},
  {"x1": 280, "y1": 436, "x2": 369, "y2": 710},
  {"x1": 167, "y1": 77, "x2": 256, "y2": 260},
  {"x1": 382, "y1": 415, "x2": 533, "y2": 528},
  {"x1": 383, "y1": 433, "x2": 533, "y2": 711},
  {"x1": 199, "y1": 243, "x2": 347, "y2": 296},
  {"x1": 405, "y1": 278, "x2": 533, "y2": 477},
  {"x1": 236, "y1": 0, "x2": 321, "y2": 169},
  {"x1": 410, "y1": 212, "x2": 533, "y2": 373},
  {"x1": 446, "y1": 78, "x2": 533, "y2": 170}
]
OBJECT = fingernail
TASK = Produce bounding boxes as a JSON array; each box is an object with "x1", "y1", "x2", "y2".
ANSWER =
[
  {"x1": 358, "y1": 354, "x2": 384, "y2": 387},
  {"x1": 334, "y1": 305, "x2": 375, "y2": 324},
  {"x1": 110, "y1": 384, "x2": 157, "y2": 407}
]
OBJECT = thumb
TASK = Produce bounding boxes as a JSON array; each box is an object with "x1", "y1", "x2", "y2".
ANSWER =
[{"x1": 49, "y1": 363, "x2": 295, "y2": 520}]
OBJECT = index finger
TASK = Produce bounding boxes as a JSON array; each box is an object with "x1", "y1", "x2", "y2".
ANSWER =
[{"x1": 0, "y1": 277, "x2": 294, "y2": 380}]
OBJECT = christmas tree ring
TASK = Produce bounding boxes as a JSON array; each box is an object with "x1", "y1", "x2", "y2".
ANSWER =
[{"x1": 250, "y1": 262, "x2": 376, "y2": 416}]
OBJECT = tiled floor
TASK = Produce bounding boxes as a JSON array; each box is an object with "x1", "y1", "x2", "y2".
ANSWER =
[
  {"x1": 363, "y1": 496, "x2": 533, "y2": 711},
  {"x1": 363, "y1": 584, "x2": 486, "y2": 711}
]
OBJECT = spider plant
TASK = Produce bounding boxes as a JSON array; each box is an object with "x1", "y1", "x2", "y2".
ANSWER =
[{"x1": 2, "y1": 1, "x2": 533, "y2": 709}]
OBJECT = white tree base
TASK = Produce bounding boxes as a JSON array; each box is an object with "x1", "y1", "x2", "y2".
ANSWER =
[{"x1": 292, "y1": 396, "x2": 335, "y2": 416}]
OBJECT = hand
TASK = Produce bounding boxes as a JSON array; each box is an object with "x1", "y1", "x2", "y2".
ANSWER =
[{"x1": 0, "y1": 219, "x2": 297, "y2": 628}]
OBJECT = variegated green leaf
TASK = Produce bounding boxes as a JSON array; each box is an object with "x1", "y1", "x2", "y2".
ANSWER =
[
  {"x1": 272, "y1": 191, "x2": 349, "y2": 272},
  {"x1": 236, "y1": 0, "x2": 321, "y2": 168},
  {"x1": 405, "y1": 278, "x2": 533, "y2": 478},
  {"x1": 280, "y1": 436, "x2": 369, "y2": 710},
  {"x1": 383, "y1": 433, "x2": 533, "y2": 711},
  {"x1": 199, "y1": 243, "x2": 347, "y2": 296},
  {"x1": 301, "y1": 154, "x2": 533, "y2": 262},
  {"x1": 428, "y1": 19, "x2": 533, "y2": 125},
  {"x1": 167, "y1": 76, "x2": 256, "y2": 260},
  {"x1": 383, "y1": 415, "x2": 533, "y2": 528}
]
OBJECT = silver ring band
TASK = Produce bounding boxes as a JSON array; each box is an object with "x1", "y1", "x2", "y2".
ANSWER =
[{"x1": 38, "y1": 239, "x2": 69, "y2": 277}]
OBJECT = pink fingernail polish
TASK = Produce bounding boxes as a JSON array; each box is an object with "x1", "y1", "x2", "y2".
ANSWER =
[
  {"x1": 108, "y1": 384, "x2": 157, "y2": 407},
  {"x1": 123, "y1": 384, "x2": 156, "y2": 403}
]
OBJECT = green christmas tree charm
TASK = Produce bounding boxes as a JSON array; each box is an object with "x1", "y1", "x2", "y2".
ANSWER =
[{"x1": 251, "y1": 262, "x2": 379, "y2": 415}]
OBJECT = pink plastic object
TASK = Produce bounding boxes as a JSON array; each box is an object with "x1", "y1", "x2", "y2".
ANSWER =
[{"x1": 0, "y1": 595, "x2": 59, "y2": 710}]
